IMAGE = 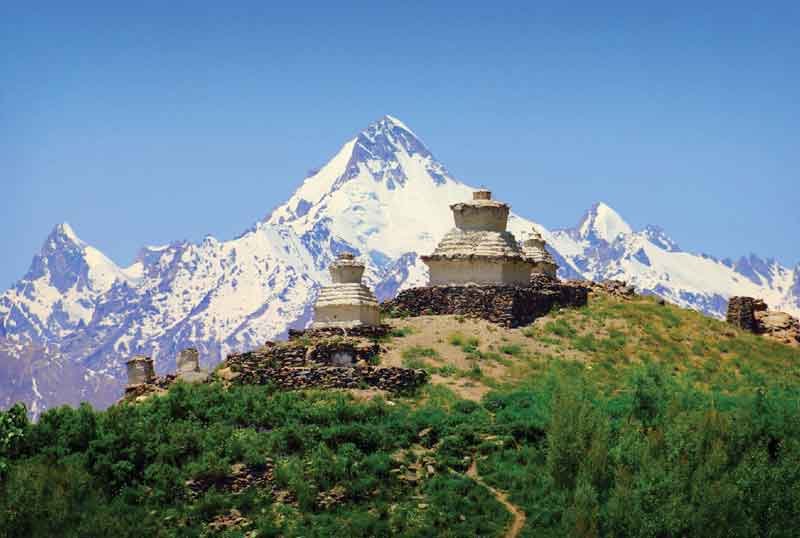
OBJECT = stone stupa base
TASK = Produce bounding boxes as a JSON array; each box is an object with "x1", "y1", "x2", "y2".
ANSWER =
[
  {"x1": 424, "y1": 257, "x2": 534, "y2": 287},
  {"x1": 381, "y1": 281, "x2": 588, "y2": 328},
  {"x1": 311, "y1": 304, "x2": 380, "y2": 329}
]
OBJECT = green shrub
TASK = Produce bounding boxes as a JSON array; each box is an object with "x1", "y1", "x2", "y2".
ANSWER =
[
  {"x1": 499, "y1": 343, "x2": 523, "y2": 356},
  {"x1": 545, "y1": 319, "x2": 577, "y2": 338}
]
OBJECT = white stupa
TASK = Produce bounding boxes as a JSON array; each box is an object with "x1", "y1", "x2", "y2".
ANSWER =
[
  {"x1": 421, "y1": 190, "x2": 535, "y2": 286},
  {"x1": 522, "y1": 228, "x2": 558, "y2": 278},
  {"x1": 312, "y1": 253, "x2": 380, "y2": 328}
]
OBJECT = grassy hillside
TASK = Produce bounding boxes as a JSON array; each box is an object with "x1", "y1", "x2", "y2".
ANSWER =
[{"x1": 2, "y1": 293, "x2": 799, "y2": 537}]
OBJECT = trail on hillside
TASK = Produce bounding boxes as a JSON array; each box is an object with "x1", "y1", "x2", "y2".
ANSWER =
[{"x1": 467, "y1": 459, "x2": 526, "y2": 538}]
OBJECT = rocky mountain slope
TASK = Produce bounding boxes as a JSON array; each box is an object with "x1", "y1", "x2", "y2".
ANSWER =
[{"x1": 1, "y1": 115, "x2": 798, "y2": 415}]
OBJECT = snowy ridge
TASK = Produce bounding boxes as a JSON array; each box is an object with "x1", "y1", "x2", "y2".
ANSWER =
[{"x1": 1, "y1": 114, "x2": 798, "y2": 416}]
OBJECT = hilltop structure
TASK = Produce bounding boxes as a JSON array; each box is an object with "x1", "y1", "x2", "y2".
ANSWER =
[
  {"x1": 383, "y1": 189, "x2": 587, "y2": 327},
  {"x1": 421, "y1": 190, "x2": 536, "y2": 286},
  {"x1": 522, "y1": 228, "x2": 558, "y2": 278},
  {"x1": 312, "y1": 253, "x2": 380, "y2": 328}
]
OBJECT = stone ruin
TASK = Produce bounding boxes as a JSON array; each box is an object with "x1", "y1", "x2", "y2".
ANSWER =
[
  {"x1": 125, "y1": 355, "x2": 155, "y2": 386},
  {"x1": 726, "y1": 296, "x2": 800, "y2": 346},
  {"x1": 383, "y1": 189, "x2": 587, "y2": 327},
  {"x1": 312, "y1": 252, "x2": 380, "y2": 328},
  {"x1": 175, "y1": 348, "x2": 209, "y2": 384},
  {"x1": 122, "y1": 348, "x2": 215, "y2": 404}
]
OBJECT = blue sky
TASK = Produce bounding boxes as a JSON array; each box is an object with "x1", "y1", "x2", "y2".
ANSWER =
[{"x1": 2, "y1": 2, "x2": 798, "y2": 288}]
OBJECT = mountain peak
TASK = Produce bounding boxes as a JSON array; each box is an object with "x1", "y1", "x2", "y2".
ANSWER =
[
  {"x1": 46, "y1": 222, "x2": 83, "y2": 248},
  {"x1": 355, "y1": 115, "x2": 431, "y2": 162},
  {"x1": 577, "y1": 202, "x2": 632, "y2": 243},
  {"x1": 642, "y1": 224, "x2": 680, "y2": 252},
  {"x1": 381, "y1": 114, "x2": 417, "y2": 136}
]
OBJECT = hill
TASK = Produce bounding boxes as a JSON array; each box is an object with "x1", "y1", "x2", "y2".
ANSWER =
[
  {"x1": 2, "y1": 290, "x2": 799, "y2": 537},
  {"x1": 2, "y1": 115, "x2": 798, "y2": 417}
]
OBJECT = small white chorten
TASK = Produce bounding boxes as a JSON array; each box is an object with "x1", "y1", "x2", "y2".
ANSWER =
[
  {"x1": 421, "y1": 190, "x2": 535, "y2": 286},
  {"x1": 522, "y1": 228, "x2": 558, "y2": 278},
  {"x1": 312, "y1": 253, "x2": 380, "y2": 328}
]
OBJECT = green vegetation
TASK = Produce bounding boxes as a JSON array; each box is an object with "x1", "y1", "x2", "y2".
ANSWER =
[
  {"x1": 401, "y1": 346, "x2": 440, "y2": 369},
  {"x1": 391, "y1": 326, "x2": 415, "y2": 338},
  {"x1": 2, "y1": 295, "x2": 799, "y2": 537},
  {"x1": 498, "y1": 344, "x2": 524, "y2": 357}
]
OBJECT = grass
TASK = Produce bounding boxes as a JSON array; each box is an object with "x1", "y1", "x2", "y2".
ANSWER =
[
  {"x1": 391, "y1": 326, "x2": 415, "y2": 338},
  {"x1": 499, "y1": 343, "x2": 524, "y2": 357},
  {"x1": 544, "y1": 319, "x2": 577, "y2": 338},
  {"x1": 402, "y1": 346, "x2": 440, "y2": 369},
  {"x1": 3, "y1": 292, "x2": 800, "y2": 538}
]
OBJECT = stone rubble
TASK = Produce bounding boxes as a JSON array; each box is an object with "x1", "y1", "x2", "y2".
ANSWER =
[
  {"x1": 186, "y1": 459, "x2": 283, "y2": 500},
  {"x1": 726, "y1": 296, "x2": 800, "y2": 346},
  {"x1": 580, "y1": 279, "x2": 638, "y2": 299},
  {"x1": 205, "y1": 509, "x2": 253, "y2": 533}
]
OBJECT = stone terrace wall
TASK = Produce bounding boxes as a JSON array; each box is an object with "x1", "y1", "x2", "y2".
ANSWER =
[
  {"x1": 382, "y1": 279, "x2": 587, "y2": 328},
  {"x1": 227, "y1": 338, "x2": 381, "y2": 369},
  {"x1": 227, "y1": 358, "x2": 428, "y2": 392},
  {"x1": 288, "y1": 324, "x2": 391, "y2": 341}
]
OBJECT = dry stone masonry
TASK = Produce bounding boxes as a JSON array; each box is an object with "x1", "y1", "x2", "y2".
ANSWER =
[
  {"x1": 726, "y1": 296, "x2": 800, "y2": 346},
  {"x1": 224, "y1": 330, "x2": 428, "y2": 392},
  {"x1": 312, "y1": 252, "x2": 380, "y2": 328},
  {"x1": 383, "y1": 275, "x2": 587, "y2": 328},
  {"x1": 726, "y1": 296, "x2": 762, "y2": 333}
]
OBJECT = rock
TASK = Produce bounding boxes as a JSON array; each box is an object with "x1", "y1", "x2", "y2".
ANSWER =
[
  {"x1": 726, "y1": 296, "x2": 800, "y2": 346},
  {"x1": 207, "y1": 509, "x2": 251, "y2": 532},
  {"x1": 317, "y1": 485, "x2": 347, "y2": 510},
  {"x1": 755, "y1": 310, "x2": 800, "y2": 346}
]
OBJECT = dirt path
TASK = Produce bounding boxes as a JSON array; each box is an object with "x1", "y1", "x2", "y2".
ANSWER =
[{"x1": 467, "y1": 459, "x2": 526, "y2": 538}]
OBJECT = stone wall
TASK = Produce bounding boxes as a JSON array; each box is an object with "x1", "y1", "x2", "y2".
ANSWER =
[
  {"x1": 227, "y1": 364, "x2": 428, "y2": 392},
  {"x1": 726, "y1": 296, "x2": 763, "y2": 332},
  {"x1": 381, "y1": 279, "x2": 587, "y2": 328},
  {"x1": 227, "y1": 337, "x2": 382, "y2": 369},
  {"x1": 288, "y1": 324, "x2": 391, "y2": 341},
  {"x1": 223, "y1": 333, "x2": 428, "y2": 392}
]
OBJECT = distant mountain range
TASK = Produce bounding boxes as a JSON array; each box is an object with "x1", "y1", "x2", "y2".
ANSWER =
[{"x1": 2, "y1": 115, "x2": 798, "y2": 416}]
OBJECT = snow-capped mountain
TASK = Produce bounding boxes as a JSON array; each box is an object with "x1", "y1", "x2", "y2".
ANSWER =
[{"x1": 1, "y1": 115, "x2": 798, "y2": 416}]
